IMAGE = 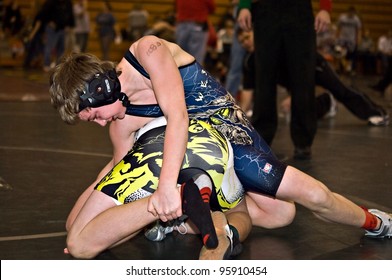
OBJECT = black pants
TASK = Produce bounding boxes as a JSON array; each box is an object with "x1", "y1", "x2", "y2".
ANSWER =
[
  {"x1": 315, "y1": 53, "x2": 386, "y2": 119},
  {"x1": 251, "y1": 0, "x2": 317, "y2": 148}
]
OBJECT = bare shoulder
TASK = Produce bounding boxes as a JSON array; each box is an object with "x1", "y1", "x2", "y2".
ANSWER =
[{"x1": 130, "y1": 35, "x2": 195, "y2": 66}]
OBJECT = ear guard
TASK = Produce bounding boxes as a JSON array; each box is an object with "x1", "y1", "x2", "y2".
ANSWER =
[{"x1": 78, "y1": 69, "x2": 129, "y2": 111}]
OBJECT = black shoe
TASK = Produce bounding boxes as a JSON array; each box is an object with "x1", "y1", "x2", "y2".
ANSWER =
[
  {"x1": 294, "y1": 147, "x2": 312, "y2": 160},
  {"x1": 223, "y1": 225, "x2": 243, "y2": 260}
]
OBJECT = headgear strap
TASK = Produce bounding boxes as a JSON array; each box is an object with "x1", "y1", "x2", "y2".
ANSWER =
[{"x1": 78, "y1": 69, "x2": 129, "y2": 111}]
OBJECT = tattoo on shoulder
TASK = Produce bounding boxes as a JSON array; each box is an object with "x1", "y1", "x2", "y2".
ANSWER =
[{"x1": 146, "y1": 41, "x2": 162, "y2": 56}]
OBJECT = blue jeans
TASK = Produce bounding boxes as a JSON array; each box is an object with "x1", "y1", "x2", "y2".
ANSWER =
[
  {"x1": 43, "y1": 25, "x2": 65, "y2": 67},
  {"x1": 175, "y1": 22, "x2": 209, "y2": 64},
  {"x1": 225, "y1": 24, "x2": 246, "y2": 98}
]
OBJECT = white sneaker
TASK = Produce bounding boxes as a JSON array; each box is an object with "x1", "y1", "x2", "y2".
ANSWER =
[
  {"x1": 368, "y1": 115, "x2": 390, "y2": 126},
  {"x1": 324, "y1": 93, "x2": 337, "y2": 119},
  {"x1": 365, "y1": 209, "x2": 392, "y2": 238}
]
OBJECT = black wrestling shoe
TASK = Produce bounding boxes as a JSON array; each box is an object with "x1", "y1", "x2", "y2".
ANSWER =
[
  {"x1": 223, "y1": 224, "x2": 243, "y2": 259},
  {"x1": 199, "y1": 211, "x2": 243, "y2": 260}
]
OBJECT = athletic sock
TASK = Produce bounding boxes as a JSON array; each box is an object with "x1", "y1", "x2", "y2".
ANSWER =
[
  {"x1": 181, "y1": 176, "x2": 218, "y2": 249},
  {"x1": 361, "y1": 206, "x2": 380, "y2": 230}
]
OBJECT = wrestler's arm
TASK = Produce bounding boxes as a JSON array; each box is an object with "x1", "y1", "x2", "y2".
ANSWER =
[{"x1": 134, "y1": 36, "x2": 189, "y2": 221}]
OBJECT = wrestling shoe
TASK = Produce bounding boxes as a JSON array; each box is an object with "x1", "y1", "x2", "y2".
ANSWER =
[
  {"x1": 364, "y1": 209, "x2": 392, "y2": 238},
  {"x1": 223, "y1": 224, "x2": 243, "y2": 259},
  {"x1": 368, "y1": 114, "x2": 390, "y2": 126},
  {"x1": 199, "y1": 211, "x2": 243, "y2": 260},
  {"x1": 144, "y1": 215, "x2": 188, "y2": 242}
]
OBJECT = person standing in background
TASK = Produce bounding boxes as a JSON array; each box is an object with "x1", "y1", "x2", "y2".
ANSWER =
[
  {"x1": 23, "y1": 0, "x2": 45, "y2": 69},
  {"x1": 175, "y1": 0, "x2": 215, "y2": 65},
  {"x1": 40, "y1": 0, "x2": 74, "y2": 72},
  {"x1": 73, "y1": 0, "x2": 90, "y2": 53},
  {"x1": 225, "y1": 0, "x2": 247, "y2": 98},
  {"x1": 237, "y1": 0, "x2": 331, "y2": 160},
  {"x1": 1, "y1": 0, "x2": 25, "y2": 59},
  {"x1": 95, "y1": 0, "x2": 116, "y2": 60},
  {"x1": 1, "y1": 0, "x2": 24, "y2": 37},
  {"x1": 126, "y1": 3, "x2": 149, "y2": 41},
  {"x1": 375, "y1": 28, "x2": 392, "y2": 77},
  {"x1": 336, "y1": 6, "x2": 362, "y2": 75},
  {"x1": 237, "y1": 28, "x2": 389, "y2": 127}
]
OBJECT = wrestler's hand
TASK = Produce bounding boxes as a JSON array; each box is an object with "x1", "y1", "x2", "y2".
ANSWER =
[
  {"x1": 237, "y1": 9, "x2": 252, "y2": 32},
  {"x1": 147, "y1": 185, "x2": 182, "y2": 222}
]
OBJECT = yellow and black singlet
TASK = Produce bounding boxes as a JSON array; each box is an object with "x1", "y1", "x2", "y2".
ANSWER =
[{"x1": 95, "y1": 117, "x2": 244, "y2": 212}]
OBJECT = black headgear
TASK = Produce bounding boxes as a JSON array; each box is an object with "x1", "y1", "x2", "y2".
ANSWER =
[{"x1": 78, "y1": 69, "x2": 129, "y2": 111}]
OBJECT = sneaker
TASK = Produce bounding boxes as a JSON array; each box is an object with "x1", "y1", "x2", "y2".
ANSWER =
[
  {"x1": 368, "y1": 114, "x2": 390, "y2": 126},
  {"x1": 365, "y1": 209, "x2": 392, "y2": 238},
  {"x1": 144, "y1": 216, "x2": 187, "y2": 242},
  {"x1": 324, "y1": 93, "x2": 337, "y2": 119}
]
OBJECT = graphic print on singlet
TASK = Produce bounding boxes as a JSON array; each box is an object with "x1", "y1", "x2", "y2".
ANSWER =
[{"x1": 95, "y1": 119, "x2": 243, "y2": 211}]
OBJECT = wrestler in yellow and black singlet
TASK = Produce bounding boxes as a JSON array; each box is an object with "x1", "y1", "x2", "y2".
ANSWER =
[{"x1": 95, "y1": 117, "x2": 244, "y2": 212}]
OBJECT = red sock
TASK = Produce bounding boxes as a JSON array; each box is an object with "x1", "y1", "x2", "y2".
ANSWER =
[
  {"x1": 199, "y1": 186, "x2": 211, "y2": 204},
  {"x1": 361, "y1": 207, "x2": 379, "y2": 230}
]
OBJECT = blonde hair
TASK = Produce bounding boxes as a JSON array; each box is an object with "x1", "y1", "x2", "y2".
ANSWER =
[{"x1": 49, "y1": 52, "x2": 116, "y2": 124}]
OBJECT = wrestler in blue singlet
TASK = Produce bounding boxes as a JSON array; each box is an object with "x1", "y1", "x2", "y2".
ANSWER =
[{"x1": 123, "y1": 51, "x2": 287, "y2": 197}]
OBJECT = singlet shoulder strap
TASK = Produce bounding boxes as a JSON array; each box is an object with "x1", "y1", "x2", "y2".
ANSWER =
[
  {"x1": 125, "y1": 103, "x2": 163, "y2": 117},
  {"x1": 123, "y1": 50, "x2": 164, "y2": 117},
  {"x1": 124, "y1": 50, "x2": 150, "y2": 79}
]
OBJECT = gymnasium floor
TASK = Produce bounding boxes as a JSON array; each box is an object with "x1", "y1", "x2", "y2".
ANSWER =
[{"x1": 0, "y1": 67, "x2": 391, "y2": 260}]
